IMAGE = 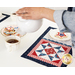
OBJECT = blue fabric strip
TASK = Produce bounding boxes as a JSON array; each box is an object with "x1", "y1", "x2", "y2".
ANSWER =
[
  {"x1": 0, "y1": 13, "x2": 10, "y2": 23},
  {"x1": 43, "y1": 38, "x2": 72, "y2": 47},
  {"x1": 67, "y1": 7, "x2": 73, "y2": 11}
]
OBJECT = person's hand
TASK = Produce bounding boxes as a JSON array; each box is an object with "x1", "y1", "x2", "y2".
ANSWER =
[
  {"x1": 16, "y1": 7, "x2": 45, "y2": 20},
  {"x1": 16, "y1": 7, "x2": 55, "y2": 22}
]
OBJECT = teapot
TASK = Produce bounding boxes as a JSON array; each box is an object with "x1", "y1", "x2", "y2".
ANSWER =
[{"x1": 16, "y1": 16, "x2": 42, "y2": 35}]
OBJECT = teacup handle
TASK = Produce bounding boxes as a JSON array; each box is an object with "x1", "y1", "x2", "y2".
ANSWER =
[
  {"x1": 9, "y1": 45, "x2": 12, "y2": 52},
  {"x1": 9, "y1": 45, "x2": 16, "y2": 52}
]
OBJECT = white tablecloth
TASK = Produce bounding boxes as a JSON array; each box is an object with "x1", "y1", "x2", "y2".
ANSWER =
[{"x1": 0, "y1": 7, "x2": 75, "y2": 67}]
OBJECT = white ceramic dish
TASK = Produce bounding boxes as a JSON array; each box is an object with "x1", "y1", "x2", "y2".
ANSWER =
[
  {"x1": 49, "y1": 29, "x2": 71, "y2": 41},
  {"x1": 1, "y1": 25, "x2": 26, "y2": 37}
]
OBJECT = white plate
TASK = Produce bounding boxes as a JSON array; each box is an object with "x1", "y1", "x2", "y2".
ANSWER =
[
  {"x1": 1, "y1": 25, "x2": 26, "y2": 37},
  {"x1": 49, "y1": 29, "x2": 71, "y2": 41}
]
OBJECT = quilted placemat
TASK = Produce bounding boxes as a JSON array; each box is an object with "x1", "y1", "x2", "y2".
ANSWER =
[
  {"x1": 0, "y1": 13, "x2": 10, "y2": 22},
  {"x1": 21, "y1": 27, "x2": 72, "y2": 67}
]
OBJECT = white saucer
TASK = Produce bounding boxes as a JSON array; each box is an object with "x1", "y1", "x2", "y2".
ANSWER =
[
  {"x1": 1, "y1": 25, "x2": 26, "y2": 37},
  {"x1": 49, "y1": 29, "x2": 71, "y2": 41}
]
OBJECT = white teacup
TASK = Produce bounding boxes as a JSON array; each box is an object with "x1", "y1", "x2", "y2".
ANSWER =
[{"x1": 5, "y1": 36, "x2": 20, "y2": 52}]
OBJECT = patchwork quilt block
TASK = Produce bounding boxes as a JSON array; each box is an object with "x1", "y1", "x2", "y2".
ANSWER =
[{"x1": 21, "y1": 27, "x2": 72, "y2": 67}]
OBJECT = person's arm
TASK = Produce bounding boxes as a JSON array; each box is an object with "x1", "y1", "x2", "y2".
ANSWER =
[
  {"x1": 16, "y1": 7, "x2": 69, "y2": 32},
  {"x1": 16, "y1": 7, "x2": 55, "y2": 22},
  {"x1": 42, "y1": 8, "x2": 55, "y2": 22}
]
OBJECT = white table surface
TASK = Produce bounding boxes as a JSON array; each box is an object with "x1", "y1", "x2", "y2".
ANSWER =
[{"x1": 0, "y1": 7, "x2": 75, "y2": 67}]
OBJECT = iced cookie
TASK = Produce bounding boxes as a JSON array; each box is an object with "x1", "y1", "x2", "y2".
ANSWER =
[
  {"x1": 4, "y1": 26, "x2": 16, "y2": 36},
  {"x1": 55, "y1": 32, "x2": 67, "y2": 39}
]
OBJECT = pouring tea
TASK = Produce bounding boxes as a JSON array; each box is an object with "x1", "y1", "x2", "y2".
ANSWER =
[{"x1": 16, "y1": 16, "x2": 42, "y2": 35}]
